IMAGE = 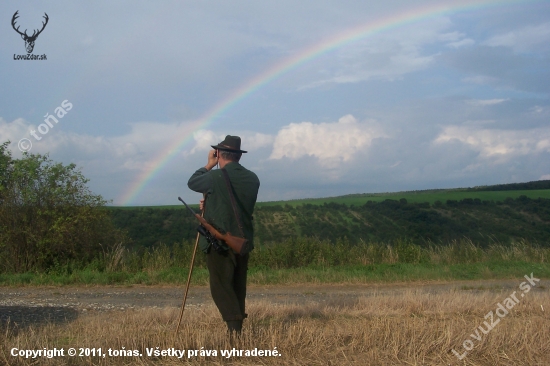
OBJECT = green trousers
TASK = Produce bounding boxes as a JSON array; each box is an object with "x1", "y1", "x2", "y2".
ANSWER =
[{"x1": 206, "y1": 250, "x2": 249, "y2": 321}]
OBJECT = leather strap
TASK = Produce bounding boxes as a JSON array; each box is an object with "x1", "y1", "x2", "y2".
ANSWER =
[{"x1": 221, "y1": 168, "x2": 245, "y2": 238}]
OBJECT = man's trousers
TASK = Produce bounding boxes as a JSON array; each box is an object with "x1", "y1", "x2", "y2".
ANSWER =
[{"x1": 206, "y1": 250, "x2": 249, "y2": 321}]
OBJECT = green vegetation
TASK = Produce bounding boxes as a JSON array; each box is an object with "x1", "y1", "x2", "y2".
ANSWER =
[
  {"x1": 2, "y1": 141, "x2": 549, "y2": 286},
  {"x1": 0, "y1": 238, "x2": 548, "y2": 285},
  {"x1": 258, "y1": 187, "x2": 550, "y2": 207},
  {"x1": 0, "y1": 141, "x2": 128, "y2": 273},
  {"x1": 110, "y1": 194, "x2": 550, "y2": 248},
  {"x1": 256, "y1": 196, "x2": 550, "y2": 245}
]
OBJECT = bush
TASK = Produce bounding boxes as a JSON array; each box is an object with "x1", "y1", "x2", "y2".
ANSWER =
[{"x1": 0, "y1": 141, "x2": 129, "y2": 273}]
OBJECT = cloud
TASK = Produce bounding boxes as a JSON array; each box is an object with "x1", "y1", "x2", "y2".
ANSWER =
[
  {"x1": 434, "y1": 125, "x2": 550, "y2": 161},
  {"x1": 298, "y1": 17, "x2": 453, "y2": 88},
  {"x1": 438, "y1": 31, "x2": 464, "y2": 42},
  {"x1": 0, "y1": 118, "x2": 29, "y2": 151},
  {"x1": 187, "y1": 130, "x2": 224, "y2": 156},
  {"x1": 439, "y1": 31, "x2": 475, "y2": 48},
  {"x1": 446, "y1": 38, "x2": 475, "y2": 49},
  {"x1": 269, "y1": 114, "x2": 386, "y2": 167},
  {"x1": 3, "y1": 2, "x2": 550, "y2": 205},
  {"x1": 466, "y1": 99, "x2": 508, "y2": 106},
  {"x1": 461, "y1": 75, "x2": 499, "y2": 85},
  {"x1": 444, "y1": 45, "x2": 550, "y2": 93},
  {"x1": 484, "y1": 22, "x2": 550, "y2": 53},
  {"x1": 0, "y1": 117, "x2": 197, "y2": 169},
  {"x1": 241, "y1": 132, "x2": 275, "y2": 151}
]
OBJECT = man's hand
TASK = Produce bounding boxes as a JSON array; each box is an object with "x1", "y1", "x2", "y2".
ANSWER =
[
  {"x1": 205, "y1": 149, "x2": 218, "y2": 171},
  {"x1": 199, "y1": 198, "x2": 205, "y2": 212}
]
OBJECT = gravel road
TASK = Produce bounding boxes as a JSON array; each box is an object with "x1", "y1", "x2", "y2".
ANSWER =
[{"x1": 0, "y1": 279, "x2": 540, "y2": 329}]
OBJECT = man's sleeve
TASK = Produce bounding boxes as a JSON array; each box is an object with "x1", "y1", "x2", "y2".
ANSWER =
[{"x1": 188, "y1": 168, "x2": 214, "y2": 194}]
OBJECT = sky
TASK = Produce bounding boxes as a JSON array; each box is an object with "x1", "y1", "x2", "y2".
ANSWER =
[{"x1": 1, "y1": 0, "x2": 549, "y2": 206}]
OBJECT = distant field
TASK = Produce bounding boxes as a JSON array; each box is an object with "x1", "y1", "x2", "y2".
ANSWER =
[
  {"x1": 111, "y1": 189, "x2": 550, "y2": 209},
  {"x1": 258, "y1": 189, "x2": 550, "y2": 207}
]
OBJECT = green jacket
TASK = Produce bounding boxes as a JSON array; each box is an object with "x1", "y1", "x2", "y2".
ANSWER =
[{"x1": 187, "y1": 162, "x2": 260, "y2": 253}]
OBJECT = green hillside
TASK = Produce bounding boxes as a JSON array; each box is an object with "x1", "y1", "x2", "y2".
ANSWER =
[
  {"x1": 258, "y1": 180, "x2": 550, "y2": 206},
  {"x1": 258, "y1": 188, "x2": 550, "y2": 207},
  {"x1": 109, "y1": 180, "x2": 550, "y2": 248}
]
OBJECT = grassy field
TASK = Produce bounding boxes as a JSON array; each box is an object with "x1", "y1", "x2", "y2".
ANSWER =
[
  {"x1": 1, "y1": 282, "x2": 548, "y2": 365},
  {"x1": 1, "y1": 240, "x2": 548, "y2": 286},
  {"x1": 111, "y1": 189, "x2": 550, "y2": 209},
  {"x1": 1, "y1": 239, "x2": 548, "y2": 364},
  {"x1": 1, "y1": 262, "x2": 549, "y2": 287},
  {"x1": 258, "y1": 188, "x2": 550, "y2": 207}
]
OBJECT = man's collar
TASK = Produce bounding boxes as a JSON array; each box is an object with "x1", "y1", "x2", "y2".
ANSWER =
[{"x1": 223, "y1": 161, "x2": 240, "y2": 169}]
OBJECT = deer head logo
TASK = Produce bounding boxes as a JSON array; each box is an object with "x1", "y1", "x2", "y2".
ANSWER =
[{"x1": 12, "y1": 11, "x2": 49, "y2": 54}]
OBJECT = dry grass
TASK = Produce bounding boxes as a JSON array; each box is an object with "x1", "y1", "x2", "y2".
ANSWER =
[{"x1": 1, "y1": 288, "x2": 549, "y2": 365}]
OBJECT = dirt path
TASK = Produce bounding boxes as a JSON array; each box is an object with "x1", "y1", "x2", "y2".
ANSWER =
[{"x1": 0, "y1": 279, "x2": 541, "y2": 328}]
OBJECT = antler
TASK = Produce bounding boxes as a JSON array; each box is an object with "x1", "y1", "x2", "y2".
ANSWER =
[
  {"x1": 28, "y1": 13, "x2": 49, "y2": 39},
  {"x1": 11, "y1": 10, "x2": 27, "y2": 37},
  {"x1": 32, "y1": 13, "x2": 49, "y2": 38},
  {"x1": 11, "y1": 11, "x2": 49, "y2": 40}
]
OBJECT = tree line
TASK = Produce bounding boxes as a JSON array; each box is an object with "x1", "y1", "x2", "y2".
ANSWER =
[{"x1": 466, "y1": 180, "x2": 550, "y2": 192}]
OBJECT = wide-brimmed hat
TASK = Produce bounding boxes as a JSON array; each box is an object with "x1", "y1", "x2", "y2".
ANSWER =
[{"x1": 211, "y1": 135, "x2": 247, "y2": 153}]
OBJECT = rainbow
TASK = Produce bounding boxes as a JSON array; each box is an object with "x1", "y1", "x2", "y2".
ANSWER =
[{"x1": 119, "y1": 0, "x2": 537, "y2": 205}]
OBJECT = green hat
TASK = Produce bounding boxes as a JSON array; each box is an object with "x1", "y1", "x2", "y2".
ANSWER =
[{"x1": 211, "y1": 135, "x2": 247, "y2": 153}]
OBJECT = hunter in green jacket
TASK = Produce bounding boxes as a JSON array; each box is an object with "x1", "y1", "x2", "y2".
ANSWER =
[{"x1": 187, "y1": 135, "x2": 260, "y2": 335}]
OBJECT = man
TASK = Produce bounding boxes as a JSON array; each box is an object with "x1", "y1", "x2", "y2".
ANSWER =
[{"x1": 187, "y1": 135, "x2": 260, "y2": 334}]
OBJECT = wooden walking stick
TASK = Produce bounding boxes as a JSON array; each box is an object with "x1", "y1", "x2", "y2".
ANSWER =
[{"x1": 175, "y1": 197, "x2": 203, "y2": 335}]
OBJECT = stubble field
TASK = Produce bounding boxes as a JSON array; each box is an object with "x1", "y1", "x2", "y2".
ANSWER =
[{"x1": 1, "y1": 279, "x2": 549, "y2": 365}]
